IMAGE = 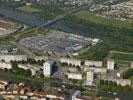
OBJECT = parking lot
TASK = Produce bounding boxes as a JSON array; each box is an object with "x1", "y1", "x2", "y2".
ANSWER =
[{"x1": 19, "y1": 30, "x2": 99, "y2": 54}]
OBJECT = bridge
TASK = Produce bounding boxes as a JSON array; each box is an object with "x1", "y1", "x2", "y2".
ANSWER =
[{"x1": 40, "y1": 6, "x2": 85, "y2": 28}]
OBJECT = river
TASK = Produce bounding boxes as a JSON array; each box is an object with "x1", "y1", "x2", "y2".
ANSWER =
[
  {"x1": 0, "y1": 8, "x2": 77, "y2": 32},
  {"x1": 0, "y1": 8, "x2": 96, "y2": 37}
]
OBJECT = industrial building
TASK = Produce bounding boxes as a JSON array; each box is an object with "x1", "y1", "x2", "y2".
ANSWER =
[{"x1": 19, "y1": 30, "x2": 99, "y2": 55}]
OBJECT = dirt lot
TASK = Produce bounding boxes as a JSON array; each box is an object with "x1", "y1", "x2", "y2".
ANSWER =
[{"x1": 0, "y1": 18, "x2": 18, "y2": 36}]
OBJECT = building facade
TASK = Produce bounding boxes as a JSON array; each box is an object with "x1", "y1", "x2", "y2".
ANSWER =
[
  {"x1": 67, "y1": 73, "x2": 82, "y2": 80},
  {"x1": 84, "y1": 67, "x2": 107, "y2": 74},
  {"x1": 86, "y1": 70, "x2": 94, "y2": 85},
  {"x1": 60, "y1": 58, "x2": 81, "y2": 66},
  {"x1": 103, "y1": 78, "x2": 131, "y2": 86},
  {"x1": 84, "y1": 60, "x2": 103, "y2": 67},
  {"x1": 0, "y1": 61, "x2": 12, "y2": 69},
  {"x1": 0, "y1": 55, "x2": 27, "y2": 62},
  {"x1": 18, "y1": 64, "x2": 41, "y2": 76},
  {"x1": 107, "y1": 59, "x2": 115, "y2": 70},
  {"x1": 43, "y1": 61, "x2": 52, "y2": 77}
]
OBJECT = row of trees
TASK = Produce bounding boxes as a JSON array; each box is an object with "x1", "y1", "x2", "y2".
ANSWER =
[
  {"x1": 11, "y1": 58, "x2": 45, "y2": 66},
  {"x1": 11, "y1": 61, "x2": 32, "y2": 76},
  {"x1": 60, "y1": 62, "x2": 80, "y2": 67},
  {"x1": 100, "y1": 80, "x2": 117, "y2": 87},
  {"x1": 122, "y1": 69, "x2": 133, "y2": 79}
]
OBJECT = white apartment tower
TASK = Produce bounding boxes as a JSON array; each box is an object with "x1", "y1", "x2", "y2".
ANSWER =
[
  {"x1": 43, "y1": 61, "x2": 52, "y2": 77},
  {"x1": 86, "y1": 70, "x2": 94, "y2": 85},
  {"x1": 107, "y1": 59, "x2": 115, "y2": 70}
]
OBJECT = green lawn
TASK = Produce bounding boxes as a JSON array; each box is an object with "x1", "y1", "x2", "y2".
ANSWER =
[
  {"x1": 115, "y1": 60, "x2": 131, "y2": 65},
  {"x1": 17, "y1": 6, "x2": 42, "y2": 13},
  {"x1": 129, "y1": 76, "x2": 133, "y2": 81},
  {"x1": 61, "y1": 6, "x2": 73, "y2": 12},
  {"x1": 109, "y1": 51, "x2": 133, "y2": 61},
  {"x1": 82, "y1": 90, "x2": 97, "y2": 96},
  {"x1": 74, "y1": 10, "x2": 133, "y2": 29},
  {"x1": 101, "y1": 97, "x2": 113, "y2": 100}
]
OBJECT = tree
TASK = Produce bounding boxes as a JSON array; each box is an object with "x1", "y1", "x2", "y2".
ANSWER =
[
  {"x1": 11, "y1": 61, "x2": 18, "y2": 70},
  {"x1": 100, "y1": 80, "x2": 104, "y2": 85},
  {"x1": 26, "y1": 69, "x2": 32, "y2": 76},
  {"x1": 123, "y1": 69, "x2": 133, "y2": 79}
]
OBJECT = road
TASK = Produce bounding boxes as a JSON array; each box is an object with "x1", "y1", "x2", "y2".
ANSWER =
[
  {"x1": 98, "y1": 90, "x2": 133, "y2": 100},
  {"x1": 60, "y1": 82, "x2": 133, "y2": 100}
]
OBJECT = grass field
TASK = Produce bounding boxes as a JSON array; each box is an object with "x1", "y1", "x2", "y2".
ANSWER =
[
  {"x1": 129, "y1": 76, "x2": 133, "y2": 81},
  {"x1": 101, "y1": 97, "x2": 113, "y2": 100},
  {"x1": 17, "y1": 6, "x2": 42, "y2": 13},
  {"x1": 108, "y1": 51, "x2": 133, "y2": 62},
  {"x1": 74, "y1": 10, "x2": 133, "y2": 29}
]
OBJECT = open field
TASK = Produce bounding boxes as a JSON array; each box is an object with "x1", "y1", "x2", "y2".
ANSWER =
[
  {"x1": 17, "y1": 6, "x2": 42, "y2": 13},
  {"x1": 74, "y1": 10, "x2": 133, "y2": 29},
  {"x1": 108, "y1": 50, "x2": 133, "y2": 62}
]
